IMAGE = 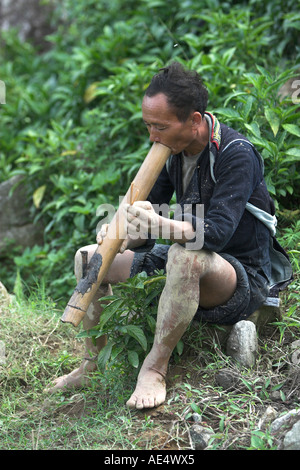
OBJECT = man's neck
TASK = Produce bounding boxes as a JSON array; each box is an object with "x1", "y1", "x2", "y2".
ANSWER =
[{"x1": 184, "y1": 116, "x2": 209, "y2": 157}]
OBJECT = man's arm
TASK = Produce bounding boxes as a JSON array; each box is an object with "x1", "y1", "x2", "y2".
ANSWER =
[{"x1": 124, "y1": 201, "x2": 195, "y2": 245}]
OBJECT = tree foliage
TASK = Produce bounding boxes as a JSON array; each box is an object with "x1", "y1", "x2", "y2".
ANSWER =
[{"x1": 0, "y1": 0, "x2": 299, "y2": 300}]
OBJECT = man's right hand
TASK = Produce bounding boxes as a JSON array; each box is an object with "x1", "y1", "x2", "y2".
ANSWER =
[
  {"x1": 96, "y1": 223, "x2": 138, "y2": 253},
  {"x1": 96, "y1": 219, "x2": 146, "y2": 253}
]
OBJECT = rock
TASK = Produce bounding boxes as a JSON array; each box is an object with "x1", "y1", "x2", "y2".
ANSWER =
[
  {"x1": 290, "y1": 340, "x2": 300, "y2": 368},
  {"x1": 0, "y1": 175, "x2": 43, "y2": 254},
  {"x1": 226, "y1": 320, "x2": 258, "y2": 367},
  {"x1": 258, "y1": 406, "x2": 278, "y2": 430},
  {"x1": 192, "y1": 412, "x2": 202, "y2": 423},
  {"x1": 270, "y1": 409, "x2": 300, "y2": 435},
  {"x1": 215, "y1": 368, "x2": 241, "y2": 391},
  {"x1": 189, "y1": 424, "x2": 214, "y2": 450},
  {"x1": 283, "y1": 420, "x2": 300, "y2": 450},
  {"x1": 248, "y1": 301, "x2": 282, "y2": 329},
  {"x1": 0, "y1": 0, "x2": 54, "y2": 50}
]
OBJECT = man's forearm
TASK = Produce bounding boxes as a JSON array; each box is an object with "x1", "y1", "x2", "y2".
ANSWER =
[{"x1": 159, "y1": 217, "x2": 195, "y2": 244}]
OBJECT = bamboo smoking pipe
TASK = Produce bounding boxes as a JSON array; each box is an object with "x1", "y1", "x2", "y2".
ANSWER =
[{"x1": 61, "y1": 142, "x2": 171, "y2": 327}]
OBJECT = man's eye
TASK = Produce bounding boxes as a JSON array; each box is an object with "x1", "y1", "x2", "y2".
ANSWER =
[{"x1": 144, "y1": 123, "x2": 166, "y2": 131}]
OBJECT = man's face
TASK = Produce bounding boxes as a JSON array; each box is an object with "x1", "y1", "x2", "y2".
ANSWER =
[{"x1": 142, "y1": 93, "x2": 197, "y2": 155}]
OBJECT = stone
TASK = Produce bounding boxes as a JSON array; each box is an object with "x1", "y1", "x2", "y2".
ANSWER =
[
  {"x1": 283, "y1": 420, "x2": 300, "y2": 450},
  {"x1": 0, "y1": 0, "x2": 54, "y2": 50},
  {"x1": 189, "y1": 424, "x2": 214, "y2": 450},
  {"x1": 290, "y1": 340, "x2": 300, "y2": 368},
  {"x1": 192, "y1": 412, "x2": 202, "y2": 423},
  {"x1": 247, "y1": 301, "x2": 282, "y2": 330},
  {"x1": 0, "y1": 175, "x2": 43, "y2": 254},
  {"x1": 258, "y1": 406, "x2": 277, "y2": 430},
  {"x1": 270, "y1": 409, "x2": 300, "y2": 435},
  {"x1": 226, "y1": 320, "x2": 258, "y2": 367},
  {"x1": 215, "y1": 368, "x2": 241, "y2": 391}
]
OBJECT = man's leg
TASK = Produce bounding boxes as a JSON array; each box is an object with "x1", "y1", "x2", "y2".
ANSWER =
[
  {"x1": 45, "y1": 244, "x2": 134, "y2": 393},
  {"x1": 126, "y1": 243, "x2": 237, "y2": 409}
]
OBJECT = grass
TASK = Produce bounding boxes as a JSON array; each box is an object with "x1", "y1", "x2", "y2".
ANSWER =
[{"x1": 0, "y1": 273, "x2": 299, "y2": 450}]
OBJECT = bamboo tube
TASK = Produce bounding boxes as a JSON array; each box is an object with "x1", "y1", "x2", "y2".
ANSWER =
[{"x1": 61, "y1": 142, "x2": 171, "y2": 326}]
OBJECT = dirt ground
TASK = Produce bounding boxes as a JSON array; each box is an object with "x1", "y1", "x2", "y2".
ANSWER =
[{"x1": 46, "y1": 322, "x2": 300, "y2": 450}]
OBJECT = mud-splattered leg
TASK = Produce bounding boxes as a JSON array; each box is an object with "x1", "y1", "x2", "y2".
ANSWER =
[
  {"x1": 44, "y1": 246, "x2": 112, "y2": 392},
  {"x1": 126, "y1": 244, "x2": 237, "y2": 409}
]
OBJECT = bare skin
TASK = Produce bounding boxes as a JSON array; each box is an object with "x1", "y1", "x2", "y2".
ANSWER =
[
  {"x1": 45, "y1": 92, "x2": 237, "y2": 407},
  {"x1": 44, "y1": 247, "x2": 135, "y2": 393},
  {"x1": 126, "y1": 244, "x2": 237, "y2": 409}
]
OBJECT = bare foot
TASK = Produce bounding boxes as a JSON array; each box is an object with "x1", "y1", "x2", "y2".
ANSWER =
[
  {"x1": 44, "y1": 360, "x2": 96, "y2": 393},
  {"x1": 126, "y1": 368, "x2": 166, "y2": 410}
]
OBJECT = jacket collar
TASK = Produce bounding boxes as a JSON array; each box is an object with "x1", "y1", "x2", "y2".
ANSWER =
[{"x1": 205, "y1": 112, "x2": 221, "y2": 150}]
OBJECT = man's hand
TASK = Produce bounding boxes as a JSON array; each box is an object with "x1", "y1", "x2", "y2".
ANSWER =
[
  {"x1": 96, "y1": 223, "x2": 130, "y2": 253},
  {"x1": 123, "y1": 201, "x2": 160, "y2": 240},
  {"x1": 96, "y1": 201, "x2": 152, "y2": 253},
  {"x1": 124, "y1": 201, "x2": 196, "y2": 244}
]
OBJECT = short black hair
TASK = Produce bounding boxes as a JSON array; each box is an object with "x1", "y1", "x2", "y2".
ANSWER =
[{"x1": 145, "y1": 62, "x2": 208, "y2": 122}]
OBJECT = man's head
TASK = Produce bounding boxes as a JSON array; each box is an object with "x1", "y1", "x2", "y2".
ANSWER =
[
  {"x1": 145, "y1": 62, "x2": 208, "y2": 122},
  {"x1": 142, "y1": 62, "x2": 209, "y2": 155}
]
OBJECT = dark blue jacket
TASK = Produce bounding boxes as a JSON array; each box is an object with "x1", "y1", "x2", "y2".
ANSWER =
[{"x1": 148, "y1": 114, "x2": 277, "y2": 283}]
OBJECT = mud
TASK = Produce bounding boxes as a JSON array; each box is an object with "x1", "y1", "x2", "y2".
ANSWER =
[{"x1": 75, "y1": 252, "x2": 103, "y2": 295}]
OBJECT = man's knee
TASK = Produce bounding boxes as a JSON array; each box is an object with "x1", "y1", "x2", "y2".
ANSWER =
[
  {"x1": 166, "y1": 243, "x2": 213, "y2": 276},
  {"x1": 74, "y1": 244, "x2": 98, "y2": 280}
]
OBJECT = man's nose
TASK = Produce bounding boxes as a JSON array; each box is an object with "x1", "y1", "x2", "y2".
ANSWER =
[{"x1": 149, "y1": 126, "x2": 160, "y2": 142}]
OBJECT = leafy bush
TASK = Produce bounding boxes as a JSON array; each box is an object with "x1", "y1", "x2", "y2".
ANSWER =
[
  {"x1": 0, "y1": 0, "x2": 299, "y2": 300},
  {"x1": 78, "y1": 271, "x2": 168, "y2": 370}
]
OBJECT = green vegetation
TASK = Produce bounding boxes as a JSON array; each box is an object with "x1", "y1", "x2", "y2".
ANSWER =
[
  {"x1": 0, "y1": 0, "x2": 299, "y2": 299},
  {"x1": 0, "y1": 0, "x2": 299, "y2": 451},
  {"x1": 0, "y1": 279, "x2": 299, "y2": 450}
]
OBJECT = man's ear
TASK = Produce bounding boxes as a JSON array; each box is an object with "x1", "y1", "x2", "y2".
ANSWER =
[{"x1": 191, "y1": 111, "x2": 202, "y2": 128}]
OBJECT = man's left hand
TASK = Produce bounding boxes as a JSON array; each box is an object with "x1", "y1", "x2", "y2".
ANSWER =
[{"x1": 123, "y1": 201, "x2": 160, "y2": 240}]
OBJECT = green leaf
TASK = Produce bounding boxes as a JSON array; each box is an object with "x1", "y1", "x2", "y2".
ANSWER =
[
  {"x1": 242, "y1": 96, "x2": 254, "y2": 120},
  {"x1": 250, "y1": 431, "x2": 264, "y2": 449},
  {"x1": 120, "y1": 325, "x2": 147, "y2": 351},
  {"x1": 146, "y1": 314, "x2": 157, "y2": 333},
  {"x1": 223, "y1": 47, "x2": 236, "y2": 66},
  {"x1": 244, "y1": 122, "x2": 261, "y2": 138},
  {"x1": 33, "y1": 185, "x2": 46, "y2": 208},
  {"x1": 111, "y1": 346, "x2": 124, "y2": 361},
  {"x1": 83, "y1": 81, "x2": 101, "y2": 103},
  {"x1": 285, "y1": 147, "x2": 300, "y2": 161},
  {"x1": 97, "y1": 342, "x2": 113, "y2": 370},
  {"x1": 127, "y1": 350, "x2": 139, "y2": 368},
  {"x1": 99, "y1": 298, "x2": 124, "y2": 329},
  {"x1": 264, "y1": 107, "x2": 280, "y2": 136},
  {"x1": 214, "y1": 108, "x2": 243, "y2": 121},
  {"x1": 176, "y1": 339, "x2": 184, "y2": 356},
  {"x1": 282, "y1": 124, "x2": 300, "y2": 137}
]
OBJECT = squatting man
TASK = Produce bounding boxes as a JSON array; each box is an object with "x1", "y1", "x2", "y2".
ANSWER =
[{"x1": 46, "y1": 62, "x2": 292, "y2": 409}]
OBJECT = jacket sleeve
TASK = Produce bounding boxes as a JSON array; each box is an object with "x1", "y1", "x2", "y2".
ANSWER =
[{"x1": 200, "y1": 142, "x2": 263, "y2": 252}]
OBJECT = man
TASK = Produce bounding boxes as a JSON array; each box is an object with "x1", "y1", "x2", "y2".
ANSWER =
[{"x1": 46, "y1": 62, "x2": 292, "y2": 409}]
